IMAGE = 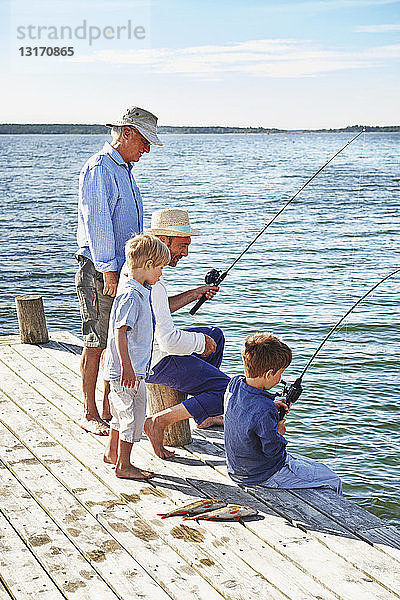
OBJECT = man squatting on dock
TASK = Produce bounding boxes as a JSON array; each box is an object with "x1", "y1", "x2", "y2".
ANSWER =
[
  {"x1": 75, "y1": 106, "x2": 225, "y2": 437},
  {"x1": 122, "y1": 208, "x2": 231, "y2": 459}
]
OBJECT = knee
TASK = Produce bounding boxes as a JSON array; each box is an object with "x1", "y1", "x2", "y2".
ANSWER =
[{"x1": 210, "y1": 326, "x2": 225, "y2": 344}]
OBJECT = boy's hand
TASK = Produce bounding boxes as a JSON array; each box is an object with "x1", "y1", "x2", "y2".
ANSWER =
[
  {"x1": 120, "y1": 365, "x2": 137, "y2": 389},
  {"x1": 274, "y1": 399, "x2": 289, "y2": 415},
  {"x1": 277, "y1": 419, "x2": 286, "y2": 435},
  {"x1": 201, "y1": 334, "x2": 217, "y2": 357}
]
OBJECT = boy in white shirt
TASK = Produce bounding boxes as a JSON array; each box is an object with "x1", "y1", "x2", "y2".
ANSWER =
[{"x1": 103, "y1": 234, "x2": 170, "y2": 480}]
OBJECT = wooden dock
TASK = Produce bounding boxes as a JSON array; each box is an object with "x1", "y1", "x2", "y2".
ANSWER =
[{"x1": 0, "y1": 331, "x2": 399, "y2": 600}]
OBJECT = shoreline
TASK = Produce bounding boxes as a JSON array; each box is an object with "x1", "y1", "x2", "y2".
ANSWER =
[{"x1": 0, "y1": 124, "x2": 399, "y2": 135}]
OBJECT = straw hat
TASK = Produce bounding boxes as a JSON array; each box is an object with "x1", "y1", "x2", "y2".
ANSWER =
[
  {"x1": 106, "y1": 106, "x2": 162, "y2": 146},
  {"x1": 145, "y1": 208, "x2": 201, "y2": 237}
]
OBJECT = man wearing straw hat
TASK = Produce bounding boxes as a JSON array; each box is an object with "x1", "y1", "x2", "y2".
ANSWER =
[
  {"x1": 142, "y1": 208, "x2": 230, "y2": 459},
  {"x1": 75, "y1": 106, "x2": 162, "y2": 436}
]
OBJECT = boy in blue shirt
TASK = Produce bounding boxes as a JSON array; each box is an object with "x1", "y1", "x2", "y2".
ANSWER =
[
  {"x1": 224, "y1": 333, "x2": 342, "y2": 494},
  {"x1": 103, "y1": 234, "x2": 170, "y2": 480}
]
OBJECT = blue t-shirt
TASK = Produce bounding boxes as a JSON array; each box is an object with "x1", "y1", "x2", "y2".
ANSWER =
[
  {"x1": 224, "y1": 375, "x2": 287, "y2": 485},
  {"x1": 104, "y1": 278, "x2": 154, "y2": 380}
]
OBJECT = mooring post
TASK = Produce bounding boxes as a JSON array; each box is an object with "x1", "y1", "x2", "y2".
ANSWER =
[
  {"x1": 146, "y1": 383, "x2": 192, "y2": 447},
  {"x1": 15, "y1": 294, "x2": 49, "y2": 344}
]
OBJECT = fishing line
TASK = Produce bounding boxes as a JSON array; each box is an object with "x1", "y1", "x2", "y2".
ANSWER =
[
  {"x1": 190, "y1": 129, "x2": 365, "y2": 315},
  {"x1": 278, "y1": 266, "x2": 400, "y2": 419},
  {"x1": 334, "y1": 129, "x2": 367, "y2": 456}
]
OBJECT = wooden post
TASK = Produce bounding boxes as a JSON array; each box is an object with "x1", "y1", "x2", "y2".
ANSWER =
[
  {"x1": 15, "y1": 295, "x2": 49, "y2": 345},
  {"x1": 146, "y1": 383, "x2": 192, "y2": 447}
]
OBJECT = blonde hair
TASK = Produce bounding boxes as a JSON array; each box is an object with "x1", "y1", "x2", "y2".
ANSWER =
[
  {"x1": 242, "y1": 333, "x2": 292, "y2": 378},
  {"x1": 125, "y1": 234, "x2": 170, "y2": 272}
]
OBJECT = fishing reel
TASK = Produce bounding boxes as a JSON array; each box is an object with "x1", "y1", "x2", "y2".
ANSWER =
[
  {"x1": 189, "y1": 269, "x2": 227, "y2": 315},
  {"x1": 277, "y1": 377, "x2": 303, "y2": 420},
  {"x1": 205, "y1": 268, "x2": 225, "y2": 286}
]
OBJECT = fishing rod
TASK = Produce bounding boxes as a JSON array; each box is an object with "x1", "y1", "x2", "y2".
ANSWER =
[
  {"x1": 190, "y1": 129, "x2": 365, "y2": 316},
  {"x1": 277, "y1": 266, "x2": 400, "y2": 420}
]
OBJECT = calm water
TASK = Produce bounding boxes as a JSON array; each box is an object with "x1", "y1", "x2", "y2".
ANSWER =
[{"x1": 1, "y1": 133, "x2": 399, "y2": 527}]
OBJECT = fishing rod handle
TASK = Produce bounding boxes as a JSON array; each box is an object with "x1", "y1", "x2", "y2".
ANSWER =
[
  {"x1": 189, "y1": 294, "x2": 208, "y2": 315},
  {"x1": 278, "y1": 403, "x2": 289, "y2": 421}
]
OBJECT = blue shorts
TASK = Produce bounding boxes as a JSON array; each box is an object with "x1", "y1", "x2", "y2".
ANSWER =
[
  {"x1": 146, "y1": 326, "x2": 230, "y2": 425},
  {"x1": 258, "y1": 453, "x2": 343, "y2": 495}
]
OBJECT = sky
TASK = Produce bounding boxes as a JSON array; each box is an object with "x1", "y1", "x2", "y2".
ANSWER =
[{"x1": 1, "y1": 0, "x2": 399, "y2": 128}]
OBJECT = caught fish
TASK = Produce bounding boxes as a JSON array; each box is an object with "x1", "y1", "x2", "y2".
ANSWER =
[
  {"x1": 183, "y1": 505, "x2": 258, "y2": 522},
  {"x1": 157, "y1": 499, "x2": 227, "y2": 519}
]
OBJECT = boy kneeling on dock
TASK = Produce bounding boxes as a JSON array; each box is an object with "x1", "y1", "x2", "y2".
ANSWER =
[
  {"x1": 103, "y1": 235, "x2": 170, "y2": 480},
  {"x1": 224, "y1": 333, "x2": 342, "y2": 494}
]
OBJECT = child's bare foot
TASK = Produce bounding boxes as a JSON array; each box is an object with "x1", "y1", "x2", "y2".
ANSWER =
[
  {"x1": 144, "y1": 416, "x2": 175, "y2": 459},
  {"x1": 103, "y1": 452, "x2": 117, "y2": 465},
  {"x1": 80, "y1": 416, "x2": 110, "y2": 436},
  {"x1": 197, "y1": 415, "x2": 224, "y2": 429},
  {"x1": 115, "y1": 464, "x2": 154, "y2": 480}
]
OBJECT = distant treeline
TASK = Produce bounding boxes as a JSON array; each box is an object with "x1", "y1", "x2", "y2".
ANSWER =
[{"x1": 0, "y1": 124, "x2": 399, "y2": 134}]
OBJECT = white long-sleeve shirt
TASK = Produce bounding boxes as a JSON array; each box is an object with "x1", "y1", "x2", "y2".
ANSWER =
[
  {"x1": 150, "y1": 277, "x2": 205, "y2": 368},
  {"x1": 118, "y1": 268, "x2": 205, "y2": 368}
]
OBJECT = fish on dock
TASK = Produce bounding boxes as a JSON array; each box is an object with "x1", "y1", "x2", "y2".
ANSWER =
[
  {"x1": 157, "y1": 499, "x2": 227, "y2": 519},
  {"x1": 183, "y1": 505, "x2": 258, "y2": 521}
]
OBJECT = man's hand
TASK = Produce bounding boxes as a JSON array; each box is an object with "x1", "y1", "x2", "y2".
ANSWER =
[
  {"x1": 103, "y1": 271, "x2": 119, "y2": 297},
  {"x1": 192, "y1": 285, "x2": 219, "y2": 302},
  {"x1": 201, "y1": 334, "x2": 217, "y2": 357},
  {"x1": 121, "y1": 365, "x2": 137, "y2": 389},
  {"x1": 277, "y1": 419, "x2": 286, "y2": 435},
  {"x1": 169, "y1": 285, "x2": 219, "y2": 313}
]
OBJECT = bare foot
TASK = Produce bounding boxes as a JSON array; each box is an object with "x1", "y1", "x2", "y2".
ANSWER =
[
  {"x1": 80, "y1": 416, "x2": 110, "y2": 436},
  {"x1": 144, "y1": 416, "x2": 175, "y2": 459},
  {"x1": 103, "y1": 453, "x2": 117, "y2": 465},
  {"x1": 115, "y1": 464, "x2": 154, "y2": 480},
  {"x1": 197, "y1": 415, "x2": 224, "y2": 429}
]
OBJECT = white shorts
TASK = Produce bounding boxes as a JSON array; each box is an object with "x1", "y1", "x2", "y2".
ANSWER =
[{"x1": 109, "y1": 378, "x2": 147, "y2": 443}]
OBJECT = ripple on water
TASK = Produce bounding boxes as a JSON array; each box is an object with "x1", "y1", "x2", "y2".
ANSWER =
[{"x1": 1, "y1": 132, "x2": 399, "y2": 527}]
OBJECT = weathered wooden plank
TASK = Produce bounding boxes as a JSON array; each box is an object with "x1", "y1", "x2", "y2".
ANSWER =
[
  {"x1": 0, "y1": 345, "x2": 82, "y2": 416},
  {"x1": 0, "y1": 396, "x2": 225, "y2": 600},
  {"x1": 0, "y1": 334, "x2": 20, "y2": 346},
  {"x1": 0, "y1": 425, "x2": 172, "y2": 600},
  {"x1": 0, "y1": 508, "x2": 65, "y2": 600},
  {"x1": 0, "y1": 581, "x2": 12, "y2": 600},
  {"x1": 291, "y1": 488, "x2": 400, "y2": 550},
  {"x1": 50, "y1": 330, "x2": 84, "y2": 349},
  {"x1": 0, "y1": 399, "x2": 287, "y2": 600},
  {"x1": 192, "y1": 407, "x2": 400, "y2": 559},
  {"x1": 1, "y1": 338, "x2": 398, "y2": 600},
  {"x1": 0, "y1": 360, "x2": 304, "y2": 597},
  {"x1": 181, "y1": 434, "x2": 400, "y2": 598},
  {"x1": 0, "y1": 463, "x2": 119, "y2": 600},
  {"x1": 192, "y1": 422, "x2": 224, "y2": 446},
  {"x1": 356, "y1": 526, "x2": 400, "y2": 563}
]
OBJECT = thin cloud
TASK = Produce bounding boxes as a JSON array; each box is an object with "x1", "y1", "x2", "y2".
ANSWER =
[
  {"x1": 70, "y1": 39, "x2": 400, "y2": 78},
  {"x1": 263, "y1": 0, "x2": 400, "y2": 11},
  {"x1": 356, "y1": 24, "x2": 400, "y2": 32}
]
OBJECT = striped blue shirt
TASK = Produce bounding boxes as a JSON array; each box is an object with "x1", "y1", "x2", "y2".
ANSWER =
[{"x1": 76, "y1": 142, "x2": 143, "y2": 273}]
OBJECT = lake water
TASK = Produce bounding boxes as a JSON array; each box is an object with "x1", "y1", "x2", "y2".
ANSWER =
[{"x1": 1, "y1": 132, "x2": 399, "y2": 527}]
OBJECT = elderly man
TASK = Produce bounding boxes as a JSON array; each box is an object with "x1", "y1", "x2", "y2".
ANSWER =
[
  {"x1": 142, "y1": 208, "x2": 230, "y2": 458},
  {"x1": 75, "y1": 106, "x2": 162, "y2": 435}
]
